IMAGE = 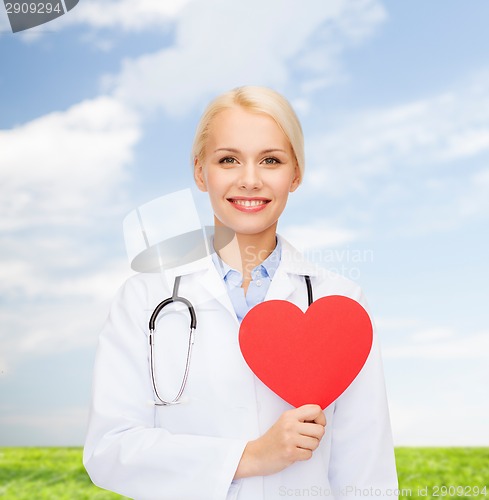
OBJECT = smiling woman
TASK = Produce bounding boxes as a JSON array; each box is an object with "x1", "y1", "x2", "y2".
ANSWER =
[{"x1": 83, "y1": 86, "x2": 398, "y2": 500}]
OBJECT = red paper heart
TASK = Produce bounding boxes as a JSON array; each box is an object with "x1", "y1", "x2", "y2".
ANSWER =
[{"x1": 239, "y1": 295, "x2": 373, "y2": 409}]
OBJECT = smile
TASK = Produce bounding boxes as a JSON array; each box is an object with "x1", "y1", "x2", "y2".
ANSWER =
[
  {"x1": 232, "y1": 199, "x2": 268, "y2": 207},
  {"x1": 227, "y1": 198, "x2": 270, "y2": 212}
]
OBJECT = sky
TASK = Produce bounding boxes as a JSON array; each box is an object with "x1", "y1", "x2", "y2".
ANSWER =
[{"x1": 0, "y1": 0, "x2": 488, "y2": 448}]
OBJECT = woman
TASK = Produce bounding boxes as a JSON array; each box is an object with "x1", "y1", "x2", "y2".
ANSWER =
[{"x1": 84, "y1": 86, "x2": 398, "y2": 499}]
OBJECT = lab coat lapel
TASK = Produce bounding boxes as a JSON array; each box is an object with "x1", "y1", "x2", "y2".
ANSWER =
[
  {"x1": 265, "y1": 267, "x2": 296, "y2": 301},
  {"x1": 164, "y1": 255, "x2": 238, "y2": 323},
  {"x1": 266, "y1": 235, "x2": 320, "y2": 302},
  {"x1": 196, "y1": 263, "x2": 239, "y2": 323}
]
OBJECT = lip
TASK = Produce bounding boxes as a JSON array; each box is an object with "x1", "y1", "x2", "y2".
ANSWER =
[{"x1": 227, "y1": 197, "x2": 271, "y2": 213}]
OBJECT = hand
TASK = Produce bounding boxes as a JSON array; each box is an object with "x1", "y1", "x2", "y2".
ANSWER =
[{"x1": 234, "y1": 404, "x2": 326, "y2": 479}]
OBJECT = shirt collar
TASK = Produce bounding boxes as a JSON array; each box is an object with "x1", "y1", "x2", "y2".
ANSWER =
[{"x1": 211, "y1": 238, "x2": 282, "y2": 283}]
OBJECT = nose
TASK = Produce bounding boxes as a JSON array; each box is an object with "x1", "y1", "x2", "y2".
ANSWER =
[{"x1": 238, "y1": 162, "x2": 263, "y2": 190}]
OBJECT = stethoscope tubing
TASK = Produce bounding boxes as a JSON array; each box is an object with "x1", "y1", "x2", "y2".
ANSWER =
[{"x1": 149, "y1": 276, "x2": 197, "y2": 406}]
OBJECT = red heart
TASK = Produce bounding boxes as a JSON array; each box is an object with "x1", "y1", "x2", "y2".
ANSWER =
[{"x1": 239, "y1": 295, "x2": 373, "y2": 409}]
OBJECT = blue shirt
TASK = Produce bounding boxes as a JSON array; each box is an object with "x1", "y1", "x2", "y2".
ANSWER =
[{"x1": 211, "y1": 239, "x2": 282, "y2": 322}]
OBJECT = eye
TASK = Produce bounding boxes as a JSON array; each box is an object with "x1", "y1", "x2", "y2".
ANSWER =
[
  {"x1": 262, "y1": 157, "x2": 281, "y2": 165},
  {"x1": 219, "y1": 156, "x2": 238, "y2": 165}
]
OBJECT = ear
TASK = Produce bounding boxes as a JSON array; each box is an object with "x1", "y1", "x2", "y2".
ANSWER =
[
  {"x1": 194, "y1": 157, "x2": 208, "y2": 192},
  {"x1": 289, "y1": 163, "x2": 301, "y2": 193}
]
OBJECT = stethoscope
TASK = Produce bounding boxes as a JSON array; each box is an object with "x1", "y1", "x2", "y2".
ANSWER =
[{"x1": 149, "y1": 274, "x2": 313, "y2": 406}]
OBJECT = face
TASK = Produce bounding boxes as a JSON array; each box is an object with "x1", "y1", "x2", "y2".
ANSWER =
[{"x1": 194, "y1": 106, "x2": 300, "y2": 239}]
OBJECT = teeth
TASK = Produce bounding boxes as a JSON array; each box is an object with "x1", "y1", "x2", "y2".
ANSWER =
[{"x1": 233, "y1": 199, "x2": 267, "y2": 207}]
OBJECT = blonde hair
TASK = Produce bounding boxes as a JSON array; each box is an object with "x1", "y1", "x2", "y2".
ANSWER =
[{"x1": 192, "y1": 86, "x2": 305, "y2": 183}]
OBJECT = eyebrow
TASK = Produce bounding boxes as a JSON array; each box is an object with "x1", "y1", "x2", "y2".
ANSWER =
[{"x1": 213, "y1": 148, "x2": 288, "y2": 154}]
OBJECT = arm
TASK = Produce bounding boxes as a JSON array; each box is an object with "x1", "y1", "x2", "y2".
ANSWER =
[{"x1": 83, "y1": 277, "x2": 247, "y2": 500}]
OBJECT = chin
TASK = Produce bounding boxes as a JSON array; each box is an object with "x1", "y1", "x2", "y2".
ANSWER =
[
  {"x1": 228, "y1": 224, "x2": 276, "y2": 238},
  {"x1": 214, "y1": 213, "x2": 277, "y2": 238}
]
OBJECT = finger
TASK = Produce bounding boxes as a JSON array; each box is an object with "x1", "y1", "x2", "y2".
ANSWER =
[
  {"x1": 296, "y1": 434, "x2": 322, "y2": 452},
  {"x1": 313, "y1": 411, "x2": 326, "y2": 426},
  {"x1": 298, "y1": 406, "x2": 326, "y2": 427},
  {"x1": 294, "y1": 404, "x2": 323, "y2": 422},
  {"x1": 297, "y1": 422, "x2": 325, "y2": 440},
  {"x1": 294, "y1": 447, "x2": 313, "y2": 462}
]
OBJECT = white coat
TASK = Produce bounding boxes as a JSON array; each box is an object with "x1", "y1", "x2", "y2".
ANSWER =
[{"x1": 83, "y1": 236, "x2": 398, "y2": 500}]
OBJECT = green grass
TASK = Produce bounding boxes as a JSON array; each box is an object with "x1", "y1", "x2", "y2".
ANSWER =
[
  {"x1": 0, "y1": 448, "x2": 128, "y2": 499},
  {"x1": 395, "y1": 448, "x2": 489, "y2": 498},
  {"x1": 0, "y1": 447, "x2": 487, "y2": 499}
]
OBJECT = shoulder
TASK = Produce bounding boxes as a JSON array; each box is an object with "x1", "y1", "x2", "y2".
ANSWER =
[
  {"x1": 113, "y1": 271, "x2": 171, "y2": 309},
  {"x1": 113, "y1": 254, "x2": 214, "y2": 306}
]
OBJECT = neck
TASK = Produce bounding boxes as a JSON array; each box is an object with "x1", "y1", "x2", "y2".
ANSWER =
[{"x1": 213, "y1": 220, "x2": 277, "y2": 282}]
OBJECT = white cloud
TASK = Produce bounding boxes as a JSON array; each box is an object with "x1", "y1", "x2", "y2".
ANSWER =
[
  {"x1": 0, "y1": 96, "x2": 140, "y2": 372},
  {"x1": 375, "y1": 317, "x2": 420, "y2": 331},
  {"x1": 387, "y1": 353, "x2": 489, "y2": 446},
  {"x1": 0, "y1": 285, "x2": 122, "y2": 371},
  {"x1": 0, "y1": 258, "x2": 132, "y2": 381},
  {"x1": 0, "y1": 406, "x2": 89, "y2": 445},
  {"x1": 458, "y1": 167, "x2": 489, "y2": 219},
  {"x1": 381, "y1": 321, "x2": 489, "y2": 445},
  {"x1": 107, "y1": 0, "x2": 386, "y2": 116},
  {"x1": 0, "y1": 4, "x2": 10, "y2": 32},
  {"x1": 383, "y1": 329, "x2": 489, "y2": 360},
  {"x1": 306, "y1": 72, "x2": 489, "y2": 198},
  {"x1": 0, "y1": 356, "x2": 8, "y2": 377},
  {"x1": 0, "y1": 96, "x2": 141, "y2": 230},
  {"x1": 0, "y1": 249, "x2": 129, "y2": 302},
  {"x1": 66, "y1": 0, "x2": 192, "y2": 31},
  {"x1": 14, "y1": 302, "x2": 107, "y2": 353},
  {"x1": 0, "y1": 232, "x2": 131, "y2": 368},
  {"x1": 410, "y1": 327, "x2": 454, "y2": 343},
  {"x1": 1, "y1": 0, "x2": 190, "y2": 42},
  {"x1": 390, "y1": 398, "x2": 489, "y2": 446},
  {"x1": 292, "y1": 70, "x2": 489, "y2": 237}
]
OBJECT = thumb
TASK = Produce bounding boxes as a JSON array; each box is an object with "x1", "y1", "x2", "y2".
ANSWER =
[{"x1": 295, "y1": 404, "x2": 324, "y2": 422}]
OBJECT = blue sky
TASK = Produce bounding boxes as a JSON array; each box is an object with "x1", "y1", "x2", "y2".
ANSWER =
[{"x1": 1, "y1": 0, "x2": 488, "y2": 447}]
